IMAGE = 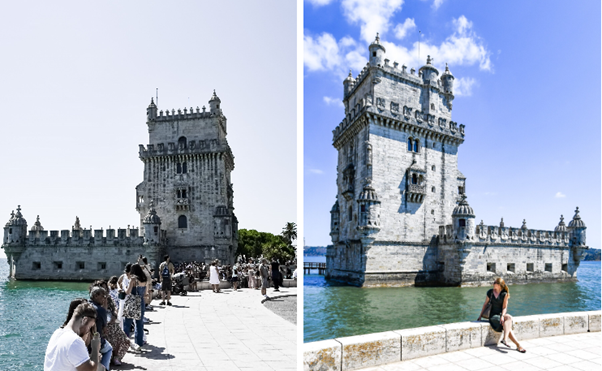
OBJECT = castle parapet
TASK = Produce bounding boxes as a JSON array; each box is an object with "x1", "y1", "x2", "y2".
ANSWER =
[
  {"x1": 439, "y1": 223, "x2": 572, "y2": 247},
  {"x1": 24, "y1": 227, "x2": 144, "y2": 247},
  {"x1": 139, "y1": 139, "x2": 228, "y2": 159},
  {"x1": 151, "y1": 106, "x2": 221, "y2": 122}
]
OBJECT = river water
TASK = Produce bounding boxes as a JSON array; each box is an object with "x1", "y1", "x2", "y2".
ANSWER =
[
  {"x1": 304, "y1": 256, "x2": 601, "y2": 343},
  {"x1": 0, "y1": 258, "x2": 89, "y2": 370}
]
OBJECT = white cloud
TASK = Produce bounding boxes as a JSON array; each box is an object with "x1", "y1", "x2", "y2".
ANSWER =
[
  {"x1": 394, "y1": 18, "x2": 416, "y2": 40},
  {"x1": 341, "y1": 0, "x2": 405, "y2": 43},
  {"x1": 432, "y1": 0, "x2": 445, "y2": 10},
  {"x1": 304, "y1": 32, "x2": 342, "y2": 72},
  {"x1": 454, "y1": 77, "x2": 477, "y2": 96},
  {"x1": 306, "y1": 0, "x2": 336, "y2": 6},
  {"x1": 308, "y1": 168, "x2": 324, "y2": 174},
  {"x1": 323, "y1": 96, "x2": 344, "y2": 107},
  {"x1": 555, "y1": 192, "x2": 566, "y2": 198}
]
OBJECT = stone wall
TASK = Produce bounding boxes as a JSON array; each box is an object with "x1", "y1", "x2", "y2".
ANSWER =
[{"x1": 303, "y1": 310, "x2": 601, "y2": 371}]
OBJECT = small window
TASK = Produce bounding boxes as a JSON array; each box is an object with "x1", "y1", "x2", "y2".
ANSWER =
[
  {"x1": 178, "y1": 215, "x2": 188, "y2": 228},
  {"x1": 431, "y1": 186, "x2": 436, "y2": 193},
  {"x1": 372, "y1": 51, "x2": 376, "y2": 57},
  {"x1": 432, "y1": 165, "x2": 436, "y2": 171},
  {"x1": 216, "y1": 104, "x2": 220, "y2": 109},
  {"x1": 458, "y1": 186, "x2": 464, "y2": 194},
  {"x1": 178, "y1": 136, "x2": 187, "y2": 148},
  {"x1": 360, "y1": 205, "x2": 366, "y2": 213},
  {"x1": 98, "y1": 262, "x2": 107, "y2": 271},
  {"x1": 507, "y1": 263, "x2": 515, "y2": 273},
  {"x1": 562, "y1": 263, "x2": 568, "y2": 272},
  {"x1": 177, "y1": 163, "x2": 182, "y2": 174},
  {"x1": 183, "y1": 162, "x2": 188, "y2": 173},
  {"x1": 153, "y1": 226, "x2": 158, "y2": 235},
  {"x1": 431, "y1": 103, "x2": 435, "y2": 110},
  {"x1": 414, "y1": 140, "x2": 419, "y2": 152},
  {"x1": 526, "y1": 263, "x2": 534, "y2": 272},
  {"x1": 412, "y1": 174, "x2": 417, "y2": 184},
  {"x1": 408, "y1": 138, "x2": 412, "y2": 151},
  {"x1": 459, "y1": 219, "x2": 466, "y2": 227},
  {"x1": 545, "y1": 263, "x2": 552, "y2": 272},
  {"x1": 53, "y1": 261, "x2": 63, "y2": 270},
  {"x1": 487, "y1": 263, "x2": 496, "y2": 272},
  {"x1": 348, "y1": 206, "x2": 352, "y2": 221},
  {"x1": 32, "y1": 262, "x2": 41, "y2": 270},
  {"x1": 182, "y1": 189, "x2": 187, "y2": 198},
  {"x1": 76, "y1": 261, "x2": 85, "y2": 270},
  {"x1": 431, "y1": 210, "x2": 434, "y2": 215}
]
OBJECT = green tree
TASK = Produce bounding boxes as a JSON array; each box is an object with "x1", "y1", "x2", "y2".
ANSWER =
[{"x1": 281, "y1": 222, "x2": 297, "y2": 245}]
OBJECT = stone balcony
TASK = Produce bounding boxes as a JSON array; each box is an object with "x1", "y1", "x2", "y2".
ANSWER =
[{"x1": 406, "y1": 184, "x2": 426, "y2": 203}]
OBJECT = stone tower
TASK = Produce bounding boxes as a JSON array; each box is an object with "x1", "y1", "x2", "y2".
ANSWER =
[
  {"x1": 136, "y1": 91, "x2": 238, "y2": 264},
  {"x1": 327, "y1": 34, "x2": 466, "y2": 286}
]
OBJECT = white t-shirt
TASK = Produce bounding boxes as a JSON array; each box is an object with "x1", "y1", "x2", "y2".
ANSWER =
[{"x1": 44, "y1": 327, "x2": 90, "y2": 371}]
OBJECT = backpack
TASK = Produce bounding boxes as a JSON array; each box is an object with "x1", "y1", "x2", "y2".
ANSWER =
[{"x1": 161, "y1": 263, "x2": 170, "y2": 278}]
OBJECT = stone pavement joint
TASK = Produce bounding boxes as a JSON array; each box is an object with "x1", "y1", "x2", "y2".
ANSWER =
[
  {"x1": 120, "y1": 287, "x2": 297, "y2": 371},
  {"x1": 353, "y1": 332, "x2": 601, "y2": 371}
]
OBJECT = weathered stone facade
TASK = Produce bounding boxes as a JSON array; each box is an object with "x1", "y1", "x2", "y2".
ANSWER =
[
  {"x1": 326, "y1": 34, "x2": 588, "y2": 287},
  {"x1": 2, "y1": 91, "x2": 238, "y2": 280}
]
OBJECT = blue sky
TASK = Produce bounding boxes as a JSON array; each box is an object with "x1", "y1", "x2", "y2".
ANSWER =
[
  {"x1": 0, "y1": 1, "x2": 296, "y2": 240},
  {"x1": 304, "y1": 0, "x2": 601, "y2": 248}
]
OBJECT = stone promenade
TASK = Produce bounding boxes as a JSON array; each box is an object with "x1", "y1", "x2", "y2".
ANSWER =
[
  {"x1": 355, "y1": 332, "x2": 601, "y2": 371},
  {"x1": 120, "y1": 286, "x2": 297, "y2": 371}
]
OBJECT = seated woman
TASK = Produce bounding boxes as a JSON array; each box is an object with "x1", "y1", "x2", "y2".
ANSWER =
[{"x1": 478, "y1": 277, "x2": 526, "y2": 353}]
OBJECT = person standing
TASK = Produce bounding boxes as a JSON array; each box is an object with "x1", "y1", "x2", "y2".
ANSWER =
[
  {"x1": 44, "y1": 302, "x2": 100, "y2": 371},
  {"x1": 231, "y1": 264, "x2": 239, "y2": 291},
  {"x1": 123, "y1": 264, "x2": 147, "y2": 352},
  {"x1": 260, "y1": 259, "x2": 270, "y2": 299},
  {"x1": 89, "y1": 287, "x2": 113, "y2": 371},
  {"x1": 158, "y1": 255, "x2": 174, "y2": 306},
  {"x1": 139, "y1": 256, "x2": 154, "y2": 312},
  {"x1": 270, "y1": 258, "x2": 280, "y2": 292},
  {"x1": 209, "y1": 260, "x2": 221, "y2": 293}
]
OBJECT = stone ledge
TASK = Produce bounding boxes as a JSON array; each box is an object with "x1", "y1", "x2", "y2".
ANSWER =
[
  {"x1": 337, "y1": 331, "x2": 400, "y2": 370},
  {"x1": 303, "y1": 310, "x2": 601, "y2": 371},
  {"x1": 304, "y1": 339, "x2": 342, "y2": 371}
]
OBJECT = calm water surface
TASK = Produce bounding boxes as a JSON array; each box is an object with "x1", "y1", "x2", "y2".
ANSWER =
[
  {"x1": 0, "y1": 258, "x2": 89, "y2": 370},
  {"x1": 304, "y1": 256, "x2": 601, "y2": 343}
]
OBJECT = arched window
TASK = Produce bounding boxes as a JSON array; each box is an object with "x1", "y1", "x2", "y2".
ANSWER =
[
  {"x1": 459, "y1": 219, "x2": 466, "y2": 227},
  {"x1": 431, "y1": 103, "x2": 435, "y2": 110},
  {"x1": 408, "y1": 138, "x2": 412, "y2": 151},
  {"x1": 348, "y1": 206, "x2": 352, "y2": 221},
  {"x1": 178, "y1": 136, "x2": 187, "y2": 148},
  {"x1": 177, "y1": 163, "x2": 182, "y2": 174},
  {"x1": 182, "y1": 162, "x2": 188, "y2": 173},
  {"x1": 414, "y1": 140, "x2": 419, "y2": 152},
  {"x1": 178, "y1": 215, "x2": 188, "y2": 228},
  {"x1": 412, "y1": 174, "x2": 417, "y2": 184},
  {"x1": 431, "y1": 186, "x2": 436, "y2": 193}
]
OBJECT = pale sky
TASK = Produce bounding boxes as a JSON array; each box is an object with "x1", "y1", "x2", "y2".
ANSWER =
[{"x1": 0, "y1": 1, "x2": 297, "y2": 241}]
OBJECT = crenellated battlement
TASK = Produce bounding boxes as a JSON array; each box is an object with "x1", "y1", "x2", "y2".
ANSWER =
[
  {"x1": 150, "y1": 106, "x2": 224, "y2": 122},
  {"x1": 438, "y1": 222, "x2": 572, "y2": 247},
  {"x1": 24, "y1": 227, "x2": 145, "y2": 247},
  {"x1": 138, "y1": 139, "x2": 233, "y2": 159}
]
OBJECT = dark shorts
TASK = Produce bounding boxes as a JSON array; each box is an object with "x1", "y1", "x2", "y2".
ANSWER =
[
  {"x1": 161, "y1": 277, "x2": 172, "y2": 292},
  {"x1": 231, "y1": 277, "x2": 238, "y2": 282},
  {"x1": 489, "y1": 314, "x2": 503, "y2": 332}
]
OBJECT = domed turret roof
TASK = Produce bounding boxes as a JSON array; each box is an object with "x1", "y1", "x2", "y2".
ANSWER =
[
  {"x1": 452, "y1": 194, "x2": 474, "y2": 216},
  {"x1": 148, "y1": 97, "x2": 157, "y2": 108},
  {"x1": 419, "y1": 55, "x2": 439, "y2": 76},
  {"x1": 358, "y1": 183, "x2": 379, "y2": 202},
  {"x1": 369, "y1": 33, "x2": 386, "y2": 53},
  {"x1": 143, "y1": 201, "x2": 161, "y2": 225},
  {"x1": 554, "y1": 215, "x2": 567, "y2": 232},
  {"x1": 442, "y1": 63, "x2": 454, "y2": 78},
  {"x1": 6, "y1": 205, "x2": 27, "y2": 227},
  {"x1": 30, "y1": 215, "x2": 44, "y2": 232},
  {"x1": 568, "y1": 207, "x2": 586, "y2": 228},
  {"x1": 344, "y1": 70, "x2": 354, "y2": 83},
  {"x1": 209, "y1": 90, "x2": 221, "y2": 103},
  {"x1": 331, "y1": 200, "x2": 339, "y2": 213}
]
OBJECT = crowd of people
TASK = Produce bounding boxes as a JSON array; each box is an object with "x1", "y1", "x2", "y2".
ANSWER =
[{"x1": 44, "y1": 254, "x2": 296, "y2": 370}]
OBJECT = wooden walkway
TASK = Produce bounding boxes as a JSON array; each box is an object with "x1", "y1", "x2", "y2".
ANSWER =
[{"x1": 303, "y1": 262, "x2": 326, "y2": 275}]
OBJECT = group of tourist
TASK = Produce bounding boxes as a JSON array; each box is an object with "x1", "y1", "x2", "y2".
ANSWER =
[
  {"x1": 43, "y1": 255, "x2": 296, "y2": 370},
  {"x1": 44, "y1": 254, "x2": 175, "y2": 370}
]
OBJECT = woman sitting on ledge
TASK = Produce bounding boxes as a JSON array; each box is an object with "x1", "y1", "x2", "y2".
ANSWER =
[{"x1": 478, "y1": 277, "x2": 526, "y2": 353}]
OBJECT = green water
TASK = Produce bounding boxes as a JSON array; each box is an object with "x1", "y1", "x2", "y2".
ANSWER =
[
  {"x1": 0, "y1": 258, "x2": 89, "y2": 370},
  {"x1": 304, "y1": 260, "x2": 601, "y2": 343}
]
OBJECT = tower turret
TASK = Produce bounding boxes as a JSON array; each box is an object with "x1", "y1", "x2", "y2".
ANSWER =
[
  {"x1": 368, "y1": 33, "x2": 386, "y2": 67},
  {"x1": 568, "y1": 207, "x2": 586, "y2": 246},
  {"x1": 3, "y1": 206, "x2": 27, "y2": 245},
  {"x1": 343, "y1": 70, "x2": 354, "y2": 99},
  {"x1": 419, "y1": 55, "x2": 439, "y2": 82},
  {"x1": 452, "y1": 195, "x2": 475, "y2": 241},
  {"x1": 441, "y1": 63, "x2": 455, "y2": 94},
  {"x1": 330, "y1": 199, "x2": 340, "y2": 243},
  {"x1": 209, "y1": 90, "x2": 222, "y2": 115},
  {"x1": 147, "y1": 98, "x2": 158, "y2": 121},
  {"x1": 142, "y1": 201, "x2": 162, "y2": 246}
]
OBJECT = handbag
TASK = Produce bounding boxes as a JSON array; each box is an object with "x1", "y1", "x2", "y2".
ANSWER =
[
  {"x1": 118, "y1": 291, "x2": 126, "y2": 300},
  {"x1": 123, "y1": 279, "x2": 142, "y2": 320}
]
